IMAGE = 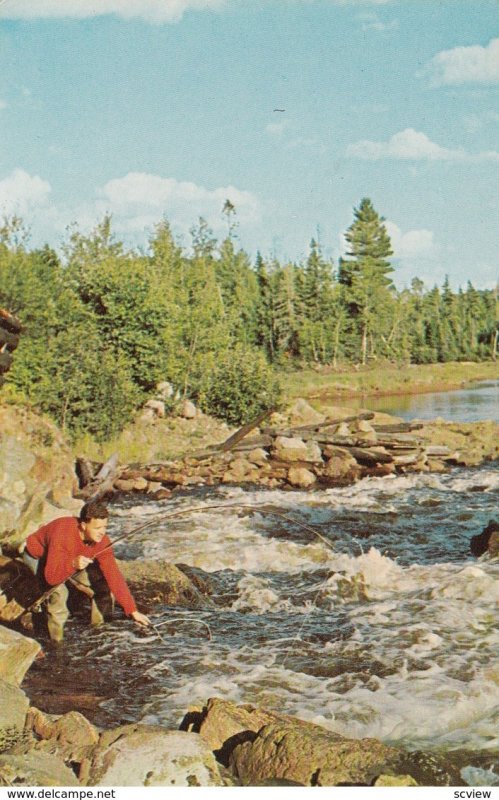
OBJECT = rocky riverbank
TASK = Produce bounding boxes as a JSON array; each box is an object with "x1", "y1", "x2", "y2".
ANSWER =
[
  {"x1": 0, "y1": 625, "x2": 474, "y2": 787},
  {"x1": 79, "y1": 398, "x2": 499, "y2": 497}
]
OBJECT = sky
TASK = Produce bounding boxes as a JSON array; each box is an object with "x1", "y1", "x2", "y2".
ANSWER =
[{"x1": 0, "y1": 0, "x2": 498, "y2": 289}]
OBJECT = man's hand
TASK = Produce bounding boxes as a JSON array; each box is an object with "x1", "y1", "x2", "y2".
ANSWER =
[
  {"x1": 131, "y1": 610, "x2": 151, "y2": 627},
  {"x1": 72, "y1": 555, "x2": 93, "y2": 570}
]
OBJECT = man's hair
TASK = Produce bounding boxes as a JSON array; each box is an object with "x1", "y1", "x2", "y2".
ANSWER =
[{"x1": 79, "y1": 501, "x2": 109, "y2": 523}]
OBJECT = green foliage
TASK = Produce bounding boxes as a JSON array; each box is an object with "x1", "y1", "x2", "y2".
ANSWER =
[
  {"x1": 0, "y1": 200, "x2": 496, "y2": 444},
  {"x1": 197, "y1": 344, "x2": 282, "y2": 425}
]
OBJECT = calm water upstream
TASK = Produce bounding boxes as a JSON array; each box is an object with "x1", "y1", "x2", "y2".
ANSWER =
[
  {"x1": 347, "y1": 380, "x2": 499, "y2": 422},
  {"x1": 23, "y1": 386, "x2": 499, "y2": 787}
]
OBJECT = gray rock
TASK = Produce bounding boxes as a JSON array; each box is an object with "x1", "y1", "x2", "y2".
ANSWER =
[
  {"x1": 0, "y1": 752, "x2": 79, "y2": 786},
  {"x1": 80, "y1": 724, "x2": 223, "y2": 786},
  {"x1": 0, "y1": 626, "x2": 41, "y2": 686},
  {"x1": 272, "y1": 437, "x2": 322, "y2": 463},
  {"x1": 0, "y1": 680, "x2": 30, "y2": 753},
  {"x1": 230, "y1": 720, "x2": 398, "y2": 786}
]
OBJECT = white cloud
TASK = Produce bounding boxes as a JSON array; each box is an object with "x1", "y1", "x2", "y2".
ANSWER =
[
  {"x1": 95, "y1": 171, "x2": 260, "y2": 235},
  {"x1": 0, "y1": 100, "x2": 7, "y2": 110},
  {"x1": 346, "y1": 127, "x2": 499, "y2": 162},
  {"x1": 0, "y1": 169, "x2": 51, "y2": 217},
  {"x1": 0, "y1": 0, "x2": 224, "y2": 24},
  {"x1": 425, "y1": 37, "x2": 499, "y2": 87},
  {"x1": 385, "y1": 221, "x2": 434, "y2": 260}
]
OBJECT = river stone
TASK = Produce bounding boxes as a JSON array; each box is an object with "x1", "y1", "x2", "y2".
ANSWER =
[
  {"x1": 118, "y1": 558, "x2": 213, "y2": 609},
  {"x1": 287, "y1": 467, "x2": 316, "y2": 488},
  {"x1": 0, "y1": 626, "x2": 41, "y2": 686},
  {"x1": 286, "y1": 399, "x2": 325, "y2": 426},
  {"x1": 247, "y1": 448, "x2": 269, "y2": 466},
  {"x1": 0, "y1": 679, "x2": 30, "y2": 752},
  {"x1": 229, "y1": 720, "x2": 398, "y2": 786},
  {"x1": 272, "y1": 437, "x2": 322, "y2": 463},
  {"x1": 180, "y1": 698, "x2": 289, "y2": 757},
  {"x1": 322, "y1": 448, "x2": 360, "y2": 483},
  {"x1": 80, "y1": 724, "x2": 223, "y2": 786},
  {"x1": 374, "y1": 774, "x2": 419, "y2": 786},
  {"x1": 27, "y1": 709, "x2": 99, "y2": 764},
  {"x1": 0, "y1": 752, "x2": 79, "y2": 786}
]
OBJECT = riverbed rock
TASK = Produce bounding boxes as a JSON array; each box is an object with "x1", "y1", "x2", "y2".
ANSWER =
[
  {"x1": 144, "y1": 399, "x2": 165, "y2": 418},
  {"x1": 0, "y1": 626, "x2": 41, "y2": 685},
  {"x1": 286, "y1": 399, "x2": 325, "y2": 426},
  {"x1": 180, "y1": 697, "x2": 288, "y2": 757},
  {"x1": 0, "y1": 752, "x2": 79, "y2": 786},
  {"x1": 272, "y1": 437, "x2": 322, "y2": 463},
  {"x1": 118, "y1": 559, "x2": 214, "y2": 609},
  {"x1": 0, "y1": 405, "x2": 79, "y2": 546},
  {"x1": 80, "y1": 724, "x2": 223, "y2": 786},
  {"x1": 0, "y1": 680, "x2": 30, "y2": 752},
  {"x1": 287, "y1": 466, "x2": 317, "y2": 488},
  {"x1": 27, "y1": 709, "x2": 99, "y2": 764},
  {"x1": 229, "y1": 719, "x2": 398, "y2": 786},
  {"x1": 321, "y1": 447, "x2": 361, "y2": 483}
]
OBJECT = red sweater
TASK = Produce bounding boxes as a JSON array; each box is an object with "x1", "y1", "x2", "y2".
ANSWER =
[{"x1": 26, "y1": 516, "x2": 136, "y2": 616}]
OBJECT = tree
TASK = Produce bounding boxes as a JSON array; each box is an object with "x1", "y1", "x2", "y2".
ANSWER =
[{"x1": 338, "y1": 198, "x2": 394, "y2": 364}]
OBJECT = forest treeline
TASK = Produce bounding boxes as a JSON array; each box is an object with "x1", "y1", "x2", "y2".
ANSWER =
[{"x1": 0, "y1": 198, "x2": 497, "y2": 441}]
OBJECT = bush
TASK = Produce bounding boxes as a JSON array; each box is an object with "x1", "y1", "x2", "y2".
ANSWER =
[{"x1": 197, "y1": 344, "x2": 281, "y2": 425}]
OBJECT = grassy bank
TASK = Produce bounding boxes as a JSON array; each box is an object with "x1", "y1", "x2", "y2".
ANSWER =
[{"x1": 280, "y1": 361, "x2": 498, "y2": 401}]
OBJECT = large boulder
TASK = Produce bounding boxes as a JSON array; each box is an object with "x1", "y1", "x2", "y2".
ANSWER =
[
  {"x1": 0, "y1": 679, "x2": 30, "y2": 753},
  {"x1": 230, "y1": 719, "x2": 398, "y2": 786},
  {"x1": 26, "y1": 708, "x2": 99, "y2": 765},
  {"x1": 0, "y1": 626, "x2": 41, "y2": 686},
  {"x1": 181, "y1": 698, "x2": 288, "y2": 758},
  {"x1": 80, "y1": 724, "x2": 223, "y2": 786},
  {"x1": 0, "y1": 752, "x2": 79, "y2": 786},
  {"x1": 272, "y1": 437, "x2": 322, "y2": 464},
  {"x1": 0, "y1": 405, "x2": 79, "y2": 546},
  {"x1": 285, "y1": 399, "x2": 325, "y2": 427},
  {"x1": 118, "y1": 559, "x2": 214, "y2": 609}
]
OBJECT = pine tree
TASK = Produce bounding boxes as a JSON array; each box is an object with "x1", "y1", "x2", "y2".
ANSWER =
[{"x1": 338, "y1": 198, "x2": 394, "y2": 364}]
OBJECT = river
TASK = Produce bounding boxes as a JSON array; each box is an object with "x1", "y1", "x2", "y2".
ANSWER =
[
  {"x1": 347, "y1": 379, "x2": 499, "y2": 423},
  {"x1": 23, "y1": 391, "x2": 499, "y2": 787}
]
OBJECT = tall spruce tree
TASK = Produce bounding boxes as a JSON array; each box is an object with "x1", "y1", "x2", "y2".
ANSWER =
[{"x1": 339, "y1": 198, "x2": 394, "y2": 364}]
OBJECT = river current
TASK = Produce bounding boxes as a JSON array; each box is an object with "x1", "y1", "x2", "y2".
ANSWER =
[{"x1": 25, "y1": 464, "x2": 499, "y2": 786}]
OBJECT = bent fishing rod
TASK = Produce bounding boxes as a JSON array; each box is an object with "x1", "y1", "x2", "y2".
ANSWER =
[{"x1": 18, "y1": 502, "x2": 335, "y2": 627}]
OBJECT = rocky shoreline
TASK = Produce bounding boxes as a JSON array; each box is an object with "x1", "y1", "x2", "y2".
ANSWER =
[{"x1": 0, "y1": 625, "x2": 476, "y2": 787}]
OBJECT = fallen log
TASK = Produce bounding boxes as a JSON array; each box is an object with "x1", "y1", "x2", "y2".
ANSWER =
[
  {"x1": 262, "y1": 411, "x2": 375, "y2": 437},
  {"x1": 373, "y1": 422, "x2": 423, "y2": 433},
  {"x1": 191, "y1": 407, "x2": 276, "y2": 460},
  {"x1": 346, "y1": 447, "x2": 394, "y2": 466}
]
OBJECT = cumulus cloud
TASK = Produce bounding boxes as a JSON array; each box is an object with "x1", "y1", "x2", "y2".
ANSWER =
[
  {"x1": 89, "y1": 172, "x2": 260, "y2": 239},
  {"x1": 0, "y1": 169, "x2": 51, "y2": 217},
  {"x1": 346, "y1": 127, "x2": 499, "y2": 162},
  {"x1": 385, "y1": 221, "x2": 434, "y2": 260},
  {"x1": 0, "y1": 0, "x2": 224, "y2": 24},
  {"x1": 424, "y1": 37, "x2": 499, "y2": 87}
]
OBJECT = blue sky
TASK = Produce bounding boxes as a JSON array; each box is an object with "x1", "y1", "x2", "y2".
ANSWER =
[{"x1": 0, "y1": 0, "x2": 498, "y2": 288}]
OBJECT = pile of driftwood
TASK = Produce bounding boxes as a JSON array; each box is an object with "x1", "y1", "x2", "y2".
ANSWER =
[
  {"x1": 0, "y1": 308, "x2": 21, "y2": 388},
  {"x1": 77, "y1": 409, "x2": 454, "y2": 496}
]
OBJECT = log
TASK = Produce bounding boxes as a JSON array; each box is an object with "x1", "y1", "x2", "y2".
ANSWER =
[
  {"x1": 372, "y1": 422, "x2": 423, "y2": 433},
  {"x1": 347, "y1": 447, "x2": 394, "y2": 466},
  {"x1": 191, "y1": 406, "x2": 276, "y2": 459},
  {"x1": 426, "y1": 446, "x2": 451, "y2": 456},
  {"x1": 262, "y1": 411, "x2": 375, "y2": 437}
]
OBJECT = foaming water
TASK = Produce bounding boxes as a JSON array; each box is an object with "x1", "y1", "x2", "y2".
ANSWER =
[{"x1": 23, "y1": 464, "x2": 498, "y2": 783}]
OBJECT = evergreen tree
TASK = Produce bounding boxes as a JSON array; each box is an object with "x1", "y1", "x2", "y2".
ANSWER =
[{"x1": 338, "y1": 198, "x2": 394, "y2": 364}]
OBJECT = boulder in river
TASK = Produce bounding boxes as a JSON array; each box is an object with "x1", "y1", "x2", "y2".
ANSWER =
[{"x1": 0, "y1": 625, "x2": 41, "y2": 685}]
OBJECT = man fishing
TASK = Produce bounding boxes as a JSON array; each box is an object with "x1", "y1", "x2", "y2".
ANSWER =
[{"x1": 23, "y1": 500, "x2": 150, "y2": 642}]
